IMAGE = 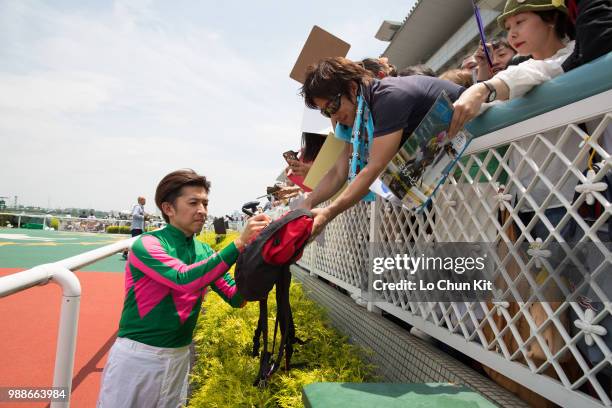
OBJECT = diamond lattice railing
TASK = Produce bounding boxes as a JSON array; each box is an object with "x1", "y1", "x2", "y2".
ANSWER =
[{"x1": 298, "y1": 107, "x2": 611, "y2": 408}]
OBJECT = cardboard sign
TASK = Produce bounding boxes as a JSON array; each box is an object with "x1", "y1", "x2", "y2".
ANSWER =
[
  {"x1": 304, "y1": 132, "x2": 347, "y2": 199},
  {"x1": 290, "y1": 25, "x2": 350, "y2": 84}
]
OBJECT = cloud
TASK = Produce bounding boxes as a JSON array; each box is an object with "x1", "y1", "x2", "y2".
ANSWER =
[
  {"x1": 0, "y1": 1, "x2": 304, "y2": 214},
  {"x1": 0, "y1": 0, "x2": 415, "y2": 215},
  {"x1": 0, "y1": 71, "x2": 118, "y2": 112}
]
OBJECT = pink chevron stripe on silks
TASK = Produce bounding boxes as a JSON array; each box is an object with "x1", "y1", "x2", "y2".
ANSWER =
[
  {"x1": 130, "y1": 248, "x2": 229, "y2": 294},
  {"x1": 124, "y1": 260, "x2": 134, "y2": 295},
  {"x1": 126, "y1": 252, "x2": 206, "y2": 322},
  {"x1": 125, "y1": 252, "x2": 172, "y2": 319},
  {"x1": 171, "y1": 289, "x2": 204, "y2": 324},
  {"x1": 213, "y1": 275, "x2": 238, "y2": 300},
  {"x1": 133, "y1": 276, "x2": 171, "y2": 319},
  {"x1": 141, "y1": 235, "x2": 217, "y2": 274}
]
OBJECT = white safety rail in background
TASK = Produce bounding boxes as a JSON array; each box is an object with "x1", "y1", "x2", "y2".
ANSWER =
[
  {"x1": 0, "y1": 236, "x2": 138, "y2": 408},
  {"x1": 298, "y1": 91, "x2": 611, "y2": 408},
  {"x1": 0, "y1": 212, "x2": 164, "y2": 233}
]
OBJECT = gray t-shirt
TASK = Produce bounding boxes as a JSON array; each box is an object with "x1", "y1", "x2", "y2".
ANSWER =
[{"x1": 364, "y1": 76, "x2": 464, "y2": 146}]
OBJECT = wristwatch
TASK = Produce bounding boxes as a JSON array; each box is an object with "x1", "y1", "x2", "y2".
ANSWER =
[{"x1": 482, "y1": 81, "x2": 497, "y2": 103}]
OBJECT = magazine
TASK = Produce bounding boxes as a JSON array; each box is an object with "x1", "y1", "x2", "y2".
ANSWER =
[{"x1": 375, "y1": 91, "x2": 472, "y2": 212}]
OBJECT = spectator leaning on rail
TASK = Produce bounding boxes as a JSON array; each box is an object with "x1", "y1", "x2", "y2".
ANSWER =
[
  {"x1": 298, "y1": 57, "x2": 464, "y2": 236},
  {"x1": 438, "y1": 68, "x2": 474, "y2": 87},
  {"x1": 359, "y1": 57, "x2": 397, "y2": 78},
  {"x1": 397, "y1": 64, "x2": 436, "y2": 77},
  {"x1": 448, "y1": 0, "x2": 575, "y2": 137},
  {"x1": 97, "y1": 169, "x2": 270, "y2": 408}
]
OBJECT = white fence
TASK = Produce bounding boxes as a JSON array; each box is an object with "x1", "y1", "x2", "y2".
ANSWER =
[
  {"x1": 298, "y1": 89, "x2": 611, "y2": 407},
  {"x1": 0, "y1": 236, "x2": 137, "y2": 407},
  {"x1": 0, "y1": 212, "x2": 163, "y2": 233}
]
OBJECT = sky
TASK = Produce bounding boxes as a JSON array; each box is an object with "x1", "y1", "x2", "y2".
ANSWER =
[{"x1": 0, "y1": 0, "x2": 416, "y2": 217}]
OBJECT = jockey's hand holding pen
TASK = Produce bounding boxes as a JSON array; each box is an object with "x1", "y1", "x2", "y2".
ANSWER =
[{"x1": 235, "y1": 213, "x2": 271, "y2": 250}]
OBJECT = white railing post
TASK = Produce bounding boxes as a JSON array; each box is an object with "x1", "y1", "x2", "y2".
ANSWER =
[
  {"x1": 49, "y1": 265, "x2": 81, "y2": 408},
  {"x1": 0, "y1": 235, "x2": 137, "y2": 407},
  {"x1": 0, "y1": 264, "x2": 80, "y2": 408},
  {"x1": 367, "y1": 199, "x2": 381, "y2": 314}
]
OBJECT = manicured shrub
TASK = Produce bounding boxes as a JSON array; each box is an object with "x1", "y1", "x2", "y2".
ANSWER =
[
  {"x1": 188, "y1": 278, "x2": 375, "y2": 407},
  {"x1": 0, "y1": 214, "x2": 18, "y2": 227},
  {"x1": 50, "y1": 218, "x2": 60, "y2": 230},
  {"x1": 197, "y1": 230, "x2": 218, "y2": 248},
  {"x1": 196, "y1": 230, "x2": 238, "y2": 252},
  {"x1": 106, "y1": 226, "x2": 131, "y2": 234}
]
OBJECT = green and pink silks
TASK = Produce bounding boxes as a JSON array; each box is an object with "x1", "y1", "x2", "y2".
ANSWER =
[{"x1": 117, "y1": 223, "x2": 244, "y2": 348}]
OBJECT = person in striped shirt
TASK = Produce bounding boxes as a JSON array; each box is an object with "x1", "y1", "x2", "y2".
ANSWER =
[{"x1": 97, "y1": 169, "x2": 270, "y2": 408}]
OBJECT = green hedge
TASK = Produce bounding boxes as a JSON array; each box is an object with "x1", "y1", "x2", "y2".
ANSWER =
[
  {"x1": 106, "y1": 226, "x2": 131, "y2": 234},
  {"x1": 197, "y1": 230, "x2": 218, "y2": 248},
  {"x1": 50, "y1": 218, "x2": 60, "y2": 230},
  {"x1": 196, "y1": 230, "x2": 239, "y2": 251},
  {"x1": 0, "y1": 214, "x2": 18, "y2": 227},
  {"x1": 188, "y1": 276, "x2": 375, "y2": 407}
]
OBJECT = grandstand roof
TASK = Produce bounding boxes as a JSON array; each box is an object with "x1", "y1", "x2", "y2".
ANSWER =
[{"x1": 379, "y1": 0, "x2": 505, "y2": 71}]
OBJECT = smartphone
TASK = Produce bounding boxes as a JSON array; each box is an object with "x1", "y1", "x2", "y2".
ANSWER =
[{"x1": 283, "y1": 150, "x2": 299, "y2": 163}]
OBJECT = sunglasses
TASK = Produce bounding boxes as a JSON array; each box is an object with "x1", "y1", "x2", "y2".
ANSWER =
[{"x1": 320, "y1": 93, "x2": 342, "y2": 118}]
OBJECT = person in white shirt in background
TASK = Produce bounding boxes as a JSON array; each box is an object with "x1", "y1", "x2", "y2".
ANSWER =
[{"x1": 122, "y1": 196, "x2": 146, "y2": 260}]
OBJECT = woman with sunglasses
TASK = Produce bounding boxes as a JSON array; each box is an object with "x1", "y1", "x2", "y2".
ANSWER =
[{"x1": 298, "y1": 57, "x2": 464, "y2": 236}]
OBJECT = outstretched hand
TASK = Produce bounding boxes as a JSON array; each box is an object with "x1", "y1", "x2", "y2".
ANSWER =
[
  {"x1": 448, "y1": 83, "x2": 487, "y2": 138},
  {"x1": 275, "y1": 185, "x2": 301, "y2": 199},
  {"x1": 235, "y1": 213, "x2": 271, "y2": 250},
  {"x1": 309, "y1": 207, "x2": 332, "y2": 239},
  {"x1": 473, "y1": 43, "x2": 492, "y2": 67},
  {"x1": 286, "y1": 159, "x2": 312, "y2": 177}
]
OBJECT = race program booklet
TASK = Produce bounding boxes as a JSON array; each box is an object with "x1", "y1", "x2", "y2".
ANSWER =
[{"x1": 375, "y1": 91, "x2": 472, "y2": 212}]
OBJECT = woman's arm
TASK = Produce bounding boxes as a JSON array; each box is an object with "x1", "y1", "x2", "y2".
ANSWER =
[
  {"x1": 449, "y1": 42, "x2": 574, "y2": 138},
  {"x1": 494, "y1": 47, "x2": 572, "y2": 99},
  {"x1": 286, "y1": 159, "x2": 312, "y2": 177},
  {"x1": 448, "y1": 78, "x2": 510, "y2": 138},
  {"x1": 310, "y1": 130, "x2": 403, "y2": 236}
]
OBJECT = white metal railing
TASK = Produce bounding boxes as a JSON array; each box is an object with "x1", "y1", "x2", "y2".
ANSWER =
[
  {"x1": 0, "y1": 236, "x2": 138, "y2": 407},
  {"x1": 297, "y1": 91, "x2": 611, "y2": 407},
  {"x1": 0, "y1": 212, "x2": 164, "y2": 233}
]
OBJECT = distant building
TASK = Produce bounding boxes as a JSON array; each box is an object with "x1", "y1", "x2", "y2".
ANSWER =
[{"x1": 376, "y1": 0, "x2": 505, "y2": 74}]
